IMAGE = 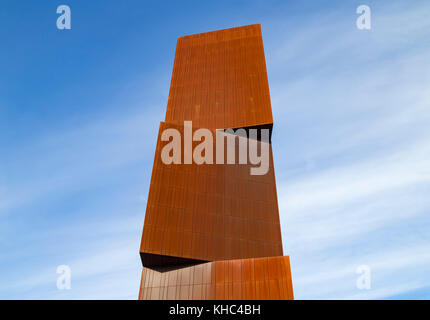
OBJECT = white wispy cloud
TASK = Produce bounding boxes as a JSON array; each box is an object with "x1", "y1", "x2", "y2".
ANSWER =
[
  {"x1": 264, "y1": 1, "x2": 430, "y2": 299},
  {"x1": 0, "y1": 74, "x2": 164, "y2": 298}
]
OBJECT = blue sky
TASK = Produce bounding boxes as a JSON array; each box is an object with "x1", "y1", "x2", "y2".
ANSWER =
[{"x1": 0, "y1": 0, "x2": 429, "y2": 299}]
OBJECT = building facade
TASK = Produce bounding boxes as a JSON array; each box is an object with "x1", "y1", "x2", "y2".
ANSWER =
[{"x1": 138, "y1": 24, "x2": 293, "y2": 300}]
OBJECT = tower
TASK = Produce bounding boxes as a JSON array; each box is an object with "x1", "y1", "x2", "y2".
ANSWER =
[{"x1": 138, "y1": 24, "x2": 293, "y2": 300}]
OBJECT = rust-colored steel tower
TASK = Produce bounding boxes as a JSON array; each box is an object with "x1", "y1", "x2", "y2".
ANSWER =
[{"x1": 138, "y1": 24, "x2": 294, "y2": 300}]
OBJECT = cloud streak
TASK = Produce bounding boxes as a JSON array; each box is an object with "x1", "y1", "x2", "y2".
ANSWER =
[{"x1": 264, "y1": 0, "x2": 430, "y2": 299}]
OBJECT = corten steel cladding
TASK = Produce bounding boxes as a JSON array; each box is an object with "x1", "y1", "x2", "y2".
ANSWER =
[{"x1": 139, "y1": 24, "x2": 294, "y2": 300}]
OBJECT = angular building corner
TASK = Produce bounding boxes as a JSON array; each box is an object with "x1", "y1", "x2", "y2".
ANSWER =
[{"x1": 138, "y1": 24, "x2": 294, "y2": 300}]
